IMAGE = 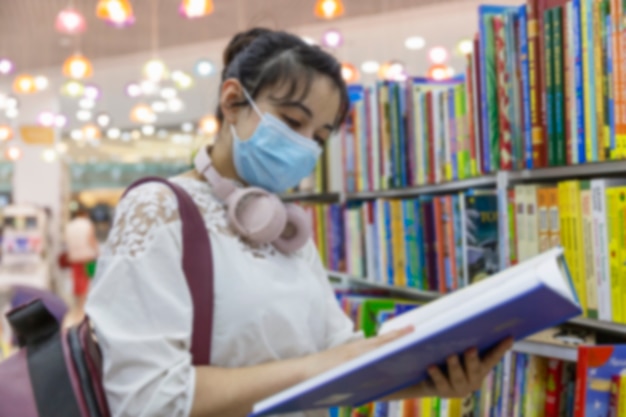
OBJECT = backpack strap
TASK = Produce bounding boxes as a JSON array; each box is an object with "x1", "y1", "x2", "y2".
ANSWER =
[{"x1": 121, "y1": 177, "x2": 214, "y2": 365}]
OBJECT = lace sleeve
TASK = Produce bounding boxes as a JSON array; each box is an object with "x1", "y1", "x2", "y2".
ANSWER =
[{"x1": 104, "y1": 182, "x2": 183, "y2": 258}]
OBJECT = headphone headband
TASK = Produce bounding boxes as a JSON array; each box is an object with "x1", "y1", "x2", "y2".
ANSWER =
[{"x1": 194, "y1": 146, "x2": 236, "y2": 201}]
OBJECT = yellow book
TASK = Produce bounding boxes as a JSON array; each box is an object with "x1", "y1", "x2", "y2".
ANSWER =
[
  {"x1": 448, "y1": 398, "x2": 462, "y2": 416},
  {"x1": 420, "y1": 398, "x2": 433, "y2": 417},
  {"x1": 316, "y1": 205, "x2": 327, "y2": 267},
  {"x1": 390, "y1": 199, "x2": 407, "y2": 287},
  {"x1": 607, "y1": 188, "x2": 624, "y2": 323},
  {"x1": 580, "y1": 181, "x2": 599, "y2": 319},
  {"x1": 568, "y1": 181, "x2": 589, "y2": 317},
  {"x1": 559, "y1": 183, "x2": 579, "y2": 311},
  {"x1": 618, "y1": 189, "x2": 626, "y2": 324}
]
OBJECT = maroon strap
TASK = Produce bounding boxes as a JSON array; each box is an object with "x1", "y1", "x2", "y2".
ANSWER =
[{"x1": 122, "y1": 177, "x2": 213, "y2": 365}]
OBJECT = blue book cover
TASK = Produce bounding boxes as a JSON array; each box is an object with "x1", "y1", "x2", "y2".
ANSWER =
[
  {"x1": 573, "y1": 0, "x2": 586, "y2": 164},
  {"x1": 413, "y1": 199, "x2": 426, "y2": 290},
  {"x1": 577, "y1": 345, "x2": 626, "y2": 416},
  {"x1": 250, "y1": 253, "x2": 581, "y2": 416},
  {"x1": 383, "y1": 200, "x2": 394, "y2": 285},
  {"x1": 585, "y1": 0, "x2": 598, "y2": 162},
  {"x1": 397, "y1": 83, "x2": 408, "y2": 187},
  {"x1": 518, "y1": 4, "x2": 533, "y2": 169},
  {"x1": 403, "y1": 200, "x2": 419, "y2": 288},
  {"x1": 606, "y1": 8, "x2": 616, "y2": 156},
  {"x1": 448, "y1": 86, "x2": 458, "y2": 181}
]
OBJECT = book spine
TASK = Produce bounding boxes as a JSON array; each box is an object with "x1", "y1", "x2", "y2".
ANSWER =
[
  {"x1": 414, "y1": 200, "x2": 426, "y2": 290},
  {"x1": 574, "y1": 347, "x2": 588, "y2": 417},
  {"x1": 383, "y1": 200, "x2": 394, "y2": 285},
  {"x1": 427, "y1": 91, "x2": 436, "y2": 184},
  {"x1": 620, "y1": 373, "x2": 626, "y2": 417},
  {"x1": 474, "y1": 35, "x2": 486, "y2": 174},
  {"x1": 565, "y1": 2, "x2": 575, "y2": 166},
  {"x1": 398, "y1": 84, "x2": 409, "y2": 187},
  {"x1": 606, "y1": 0, "x2": 616, "y2": 160},
  {"x1": 583, "y1": 0, "x2": 598, "y2": 162},
  {"x1": 495, "y1": 15, "x2": 514, "y2": 170},
  {"x1": 444, "y1": 195, "x2": 458, "y2": 291},
  {"x1": 392, "y1": 200, "x2": 407, "y2": 286},
  {"x1": 544, "y1": 9, "x2": 557, "y2": 166},
  {"x1": 573, "y1": 0, "x2": 587, "y2": 164},
  {"x1": 379, "y1": 83, "x2": 392, "y2": 189},
  {"x1": 515, "y1": 185, "x2": 528, "y2": 261},
  {"x1": 452, "y1": 194, "x2": 464, "y2": 289},
  {"x1": 548, "y1": 187, "x2": 561, "y2": 248},
  {"x1": 608, "y1": 187, "x2": 624, "y2": 323},
  {"x1": 389, "y1": 84, "x2": 400, "y2": 188},
  {"x1": 527, "y1": 0, "x2": 547, "y2": 167},
  {"x1": 413, "y1": 86, "x2": 425, "y2": 186},
  {"x1": 595, "y1": 0, "x2": 607, "y2": 161},
  {"x1": 364, "y1": 203, "x2": 375, "y2": 280},
  {"x1": 569, "y1": 180, "x2": 589, "y2": 316},
  {"x1": 614, "y1": 0, "x2": 626, "y2": 159},
  {"x1": 553, "y1": 7, "x2": 566, "y2": 166},
  {"x1": 544, "y1": 359, "x2": 563, "y2": 417},
  {"x1": 610, "y1": 374, "x2": 621, "y2": 417},
  {"x1": 479, "y1": 10, "x2": 494, "y2": 172},
  {"x1": 466, "y1": 54, "x2": 479, "y2": 176},
  {"x1": 526, "y1": 185, "x2": 541, "y2": 257},
  {"x1": 508, "y1": 188, "x2": 518, "y2": 265},
  {"x1": 591, "y1": 180, "x2": 613, "y2": 321},
  {"x1": 619, "y1": 188, "x2": 626, "y2": 323},
  {"x1": 510, "y1": 10, "x2": 524, "y2": 171},
  {"x1": 581, "y1": 183, "x2": 599, "y2": 319},
  {"x1": 520, "y1": 5, "x2": 534, "y2": 169},
  {"x1": 354, "y1": 95, "x2": 363, "y2": 192},
  {"x1": 403, "y1": 199, "x2": 418, "y2": 288},
  {"x1": 376, "y1": 200, "x2": 387, "y2": 284},
  {"x1": 456, "y1": 84, "x2": 469, "y2": 179},
  {"x1": 422, "y1": 199, "x2": 439, "y2": 291},
  {"x1": 404, "y1": 84, "x2": 415, "y2": 188},
  {"x1": 433, "y1": 197, "x2": 447, "y2": 293},
  {"x1": 443, "y1": 89, "x2": 454, "y2": 182},
  {"x1": 538, "y1": 187, "x2": 551, "y2": 252}
]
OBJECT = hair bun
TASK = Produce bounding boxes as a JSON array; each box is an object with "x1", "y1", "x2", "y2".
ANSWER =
[{"x1": 223, "y1": 27, "x2": 274, "y2": 68}]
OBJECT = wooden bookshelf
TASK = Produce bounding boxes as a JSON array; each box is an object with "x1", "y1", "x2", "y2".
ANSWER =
[{"x1": 327, "y1": 270, "x2": 626, "y2": 339}]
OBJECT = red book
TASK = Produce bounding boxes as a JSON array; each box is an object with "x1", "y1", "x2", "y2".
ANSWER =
[
  {"x1": 544, "y1": 359, "x2": 563, "y2": 417},
  {"x1": 443, "y1": 196, "x2": 459, "y2": 290},
  {"x1": 433, "y1": 197, "x2": 447, "y2": 293},
  {"x1": 493, "y1": 15, "x2": 513, "y2": 170}
]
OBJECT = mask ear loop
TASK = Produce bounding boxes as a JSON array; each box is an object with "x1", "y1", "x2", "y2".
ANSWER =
[{"x1": 241, "y1": 87, "x2": 264, "y2": 118}]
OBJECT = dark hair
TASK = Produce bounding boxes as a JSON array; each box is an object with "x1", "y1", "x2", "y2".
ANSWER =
[{"x1": 217, "y1": 28, "x2": 349, "y2": 129}]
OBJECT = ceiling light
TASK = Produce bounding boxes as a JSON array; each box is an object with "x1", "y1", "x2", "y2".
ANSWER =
[
  {"x1": 62, "y1": 80, "x2": 85, "y2": 97},
  {"x1": 143, "y1": 59, "x2": 168, "y2": 83},
  {"x1": 341, "y1": 62, "x2": 359, "y2": 83},
  {"x1": 38, "y1": 111, "x2": 56, "y2": 127},
  {"x1": 141, "y1": 125, "x2": 155, "y2": 136},
  {"x1": 160, "y1": 87, "x2": 177, "y2": 100},
  {"x1": 168, "y1": 98, "x2": 184, "y2": 113},
  {"x1": 34, "y1": 76, "x2": 49, "y2": 91},
  {"x1": 96, "y1": 113, "x2": 111, "y2": 127},
  {"x1": 314, "y1": 0, "x2": 345, "y2": 19},
  {"x1": 55, "y1": 142, "x2": 68, "y2": 154},
  {"x1": 13, "y1": 74, "x2": 37, "y2": 94},
  {"x1": 429, "y1": 46, "x2": 449, "y2": 64},
  {"x1": 62, "y1": 53, "x2": 93, "y2": 79},
  {"x1": 181, "y1": 122, "x2": 194, "y2": 133},
  {"x1": 96, "y1": 0, "x2": 135, "y2": 27},
  {"x1": 4, "y1": 96, "x2": 17, "y2": 109},
  {"x1": 84, "y1": 85, "x2": 101, "y2": 100},
  {"x1": 361, "y1": 61, "x2": 380, "y2": 74},
  {"x1": 6, "y1": 146, "x2": 22, "y2": 161},
  {"x1": 54, "y1": 115, "x2": 68, "y2": 128},
  {"x1": 151, "y1": 100, "x2": 167, "y2": 113},
  {"x1": 55, "y1": 7, "x2": 86, "y2": 34},
  {"x1": 42, "y1": 149, "x2": 57, "y2": 163},
  {"x1": 321, "y1": 29, "x2": 342, "y2": 48},
  {"x1": 458, "y1": 39, "x2": 473, "y2": 55},
  {"x1": 140, "y1": 80, "x2": 158, "y2": 96},
  {"x1": 405, "y1": 36, "x2": 426, "y2": 50},
  {"x1": 194, "y1": 59, "x2": 215, "y2": 77},
  {"x1": 70, "y1": 129, "x2": 83, "y2": 141},
  {"x1": 107, "y1": 128, "x2": 121, "y2": 139},
  {"x1": 0, "y1": 59, "x2": 14, "y2": 75},
  {"x1": 179, "y1": 0, "x2": 214, "y2": 18},
  {"x1": 77, "y1": 109, "x2": 92, "y2": 121},
  {"x1": 79, "y1": 98, "x2": 95, "y2": 109},
  {"x1": 130, "y1": 104, "x2": 156, "y2": 124},
  {"x1": 126, "y1": 82, "x2": 141, "y2": 97},
  {"x1": 82, "y1": 124, "x2": 101, "y2": 140},
  {"x1": 172, "y1": 71, "x2": 193, "y2": 89},
  {"x1": 0, "y1": 125, "x2": 13, "y2": 141}
]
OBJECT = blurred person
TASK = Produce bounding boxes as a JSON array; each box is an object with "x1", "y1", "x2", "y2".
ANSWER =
[
  {"x1": 65, "y1": 207, "x2": 98, "y2": 324},
  {"x1": 86, "y1": 28, "x2": 512, "y2": 417}
]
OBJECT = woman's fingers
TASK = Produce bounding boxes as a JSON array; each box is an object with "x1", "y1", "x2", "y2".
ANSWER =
[
  {"x1": 463, "y1": 348, "x2": 482, "y2": 391},
  {"x1": 479, "y1": 338, "x2": 514, "y2": 375},
  {"x1": 446, "y1": 355, "x2": 469, "y2": 395},
  {"x1": 427, "y1": 365, "x2": 452, "y2": 397}
]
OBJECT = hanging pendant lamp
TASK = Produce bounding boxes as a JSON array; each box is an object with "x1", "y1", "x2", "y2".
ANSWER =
[
  {"x1": 180, "y1": 0, "x2": 214, "y2": 18},
  {"x1": 314, "y1": 0, "x2": 345, "y2": 19}
]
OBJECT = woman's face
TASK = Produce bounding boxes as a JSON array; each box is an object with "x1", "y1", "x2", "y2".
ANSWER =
[{"x1": 221, "y1": 74, "x2": 343, "y2": 147}]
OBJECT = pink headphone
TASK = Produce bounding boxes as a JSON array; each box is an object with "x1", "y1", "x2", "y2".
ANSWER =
[{"x1": 194, "y1": 147, "x2": 311, "y2": 254}]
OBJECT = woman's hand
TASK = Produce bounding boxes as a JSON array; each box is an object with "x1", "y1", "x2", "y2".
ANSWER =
[
  {"x1": 303, "y1": 326, "x2": 415, "y2": 378},
  {"x1": 389, "y1": 337, "x2": 514, "y2": 400}
]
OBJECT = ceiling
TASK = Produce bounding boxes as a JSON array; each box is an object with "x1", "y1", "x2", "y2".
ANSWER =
[{"x1": 0, "y1": 0, "x2": 454, "y2": 72}]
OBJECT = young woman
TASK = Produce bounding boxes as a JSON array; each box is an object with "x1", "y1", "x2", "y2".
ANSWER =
[{"x1": 86, "y1": 28, "x2": 512, "y2": 417}]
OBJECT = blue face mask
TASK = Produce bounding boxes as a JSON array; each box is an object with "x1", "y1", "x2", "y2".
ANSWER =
[{"x1": 230, "y1": 89, "x2": 322, "y2": 194}]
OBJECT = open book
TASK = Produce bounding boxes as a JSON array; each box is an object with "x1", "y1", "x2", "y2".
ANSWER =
[{"x1": 250, "y1": 247, "x2": 581, "y2": 416}]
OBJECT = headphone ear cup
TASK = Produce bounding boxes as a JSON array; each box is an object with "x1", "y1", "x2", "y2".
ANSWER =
[
  {"x1": 226, "y1": 188, "x2": 287, "y2": 244},
  {"x1": 273, "y1": 204, "x2": 311, "y2": 254}
]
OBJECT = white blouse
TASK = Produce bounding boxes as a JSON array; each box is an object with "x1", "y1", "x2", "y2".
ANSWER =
[{"x1": 85, "y1": 176, "x2": 362, "y2": 417}]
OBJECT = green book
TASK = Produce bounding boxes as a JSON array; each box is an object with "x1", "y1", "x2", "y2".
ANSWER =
[
  {"x1": 544, "y1": 9, "x2": 557, "y2": 166},
  {"x1": 552, "y1": 7, "x2": 566, "y2": 166},
  {"x1": 484, "y1": 15, "x2": 501, "y2": 170}
]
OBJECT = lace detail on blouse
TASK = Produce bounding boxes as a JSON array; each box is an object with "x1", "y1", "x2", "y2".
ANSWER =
[{"x1": 103, "y1": 177, "x2": 278, "y2": 259}]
